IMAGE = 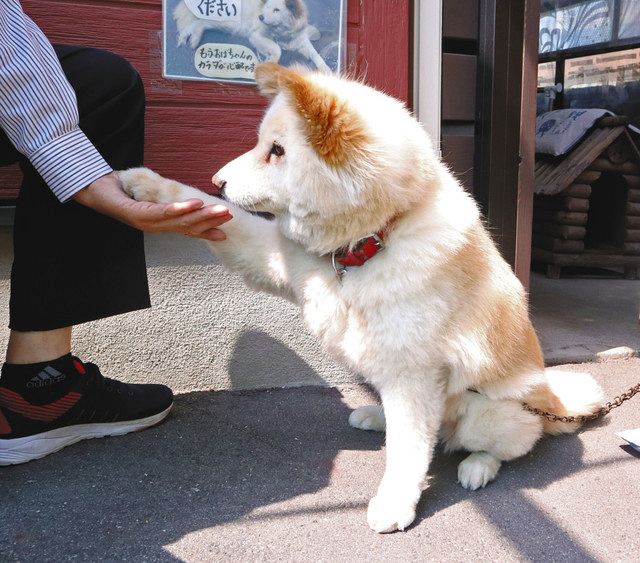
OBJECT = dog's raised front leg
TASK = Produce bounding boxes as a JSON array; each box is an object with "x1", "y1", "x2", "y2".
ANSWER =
[
  {"x1": 249, "y1": 32, "x2": 282, "y2": 62},
  {"x1": 118, "y1": 167, "x2": 323, "y2": 301},
  {"x1": 367, "y1": 375, "x2": 444, "y2": 533}
]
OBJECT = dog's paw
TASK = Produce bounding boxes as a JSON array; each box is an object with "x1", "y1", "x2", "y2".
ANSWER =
[
  {"x1": 188, "y1": 28, "x2": 204, "y2": 49},
  {"x1": 457, "y1": 452, "x2": 501, "y2": 491},
  {"x1": 118, "y1": 167, "x2": 167, "y2": 203},
  {"x1": 367, "y1": 489, "x2": 418, "y2": 533},
  {"x1": 348, "y1": 405, "x2": 385, "y2": 432}
]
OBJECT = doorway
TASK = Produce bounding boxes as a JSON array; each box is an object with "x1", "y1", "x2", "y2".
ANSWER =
[{"x1": 530, "y1": 0, "x2": 640, "y2": 362}]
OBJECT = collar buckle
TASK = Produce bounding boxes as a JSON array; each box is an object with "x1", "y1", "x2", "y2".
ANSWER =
[
  {"x1": 331, "y1": 250, "x2": 346, "y2": 281},
  {"x1": 370, "y1": 232, "x2": 384, "y2": 251}
]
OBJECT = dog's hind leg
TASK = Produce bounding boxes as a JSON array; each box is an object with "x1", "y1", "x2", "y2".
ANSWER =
[
  {"x1": 442, "y1": 392, "x2": 543, "y2": 490},
  {"x1": 457, "y1": 452, "x2": 502, "y2": 491},
  {"x1": 349, "y1": 405, "x2": 385, "y2": 432}
]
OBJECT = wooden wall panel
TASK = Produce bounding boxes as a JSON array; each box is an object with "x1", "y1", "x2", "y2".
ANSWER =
[
  {"x1": 443, "y1": 0, "x2": 479, "y2": 40},
  {"x1": 0, "y1": 0, "x2": 410, "y2": 200},
  {"x1": 442, "y1": 54, "x2": 477, "y2": 122},
  {"x1": 356, "y1": 1, "x2": 410, "y2": 102},
  {"x1": 441, "y1": 1, "x2": 479, "y2": 195},
  {"x1": 145, "y1": 105, "x2": 264, "y2": 188},
  {"x1": 441, "y1": 134, "x2": 475, "y2": 190},
  {"x1": 474, "y1": 0, "x2": 539, "y2": 284}
]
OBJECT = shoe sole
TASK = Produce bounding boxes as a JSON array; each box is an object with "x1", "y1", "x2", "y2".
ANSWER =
[{"x1": 0, "y1": 404, "x2": 173, "y2": 466}]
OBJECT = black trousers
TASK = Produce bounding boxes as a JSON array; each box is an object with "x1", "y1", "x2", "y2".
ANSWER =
[{"x1": 0, "y1": 46, "x2": 150, "y2": 331}]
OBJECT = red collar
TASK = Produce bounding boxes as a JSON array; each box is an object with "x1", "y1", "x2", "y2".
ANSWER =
[
  {"x1": 331, "y1": 226, "x2": 390, "y2": 279},
  {"x1": 334, "y1": 229, "x2": 386, "y2": 267}
]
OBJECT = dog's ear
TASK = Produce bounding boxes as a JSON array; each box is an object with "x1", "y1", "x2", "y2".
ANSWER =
[
  {"x1": 254, "y1": 63, "x2": 368, "y2": 166},
  {"x1": 254, "y1": 62, "x2": 285, "y2": 98},
  {"x1": 285, "y1": 0, "x2": 306, "y2": 18}
]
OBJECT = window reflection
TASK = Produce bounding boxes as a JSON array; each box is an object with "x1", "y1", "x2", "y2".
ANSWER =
[
  {"x1": 563, "y1": 47, "x2": 640, "y2": 128},
  {"x1": 538, "y1": 61, "x2": 557, "y2": 88}
]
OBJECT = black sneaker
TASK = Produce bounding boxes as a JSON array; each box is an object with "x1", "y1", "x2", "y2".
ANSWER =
[{"x1": 0, "y1": 355, "x2": 173, "y2": 466}]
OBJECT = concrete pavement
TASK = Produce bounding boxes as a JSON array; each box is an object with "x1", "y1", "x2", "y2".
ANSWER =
[
  {"x1": 1, "y1": 359, "x2": 639, "y2": 562},
  {"x1": 529, "y1": 272, "x2": 640, "y2": 364}
]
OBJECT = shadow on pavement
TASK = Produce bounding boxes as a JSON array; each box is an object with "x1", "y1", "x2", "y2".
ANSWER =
[
  {"x1": 415, "y1": 434, "x2": 599, "y2": 561},
  {"x1": 1, "y1": 334, "x2": 626, "y2": 561},
  {"x1": 0, "y1": 333, "x2": 381, "y2": 561}
]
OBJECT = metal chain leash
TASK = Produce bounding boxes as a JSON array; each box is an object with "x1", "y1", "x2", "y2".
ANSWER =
[{"x1": 522, "y1": 382, "x2": 640, "y2": 424}]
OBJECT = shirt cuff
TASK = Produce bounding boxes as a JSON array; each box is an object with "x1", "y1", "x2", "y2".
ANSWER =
[{"x1": 29, "y1": 128, "x2": 113, "y2": 202}]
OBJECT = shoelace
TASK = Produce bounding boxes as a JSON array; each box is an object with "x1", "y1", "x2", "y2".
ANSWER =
[{"x1": 79, "y1": 362, "x2": 131, "y2": 396}]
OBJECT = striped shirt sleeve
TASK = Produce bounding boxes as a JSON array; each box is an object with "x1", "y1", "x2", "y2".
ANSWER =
[{"x1": 0, "y1": 1, "x2": 112, "y2": 202}]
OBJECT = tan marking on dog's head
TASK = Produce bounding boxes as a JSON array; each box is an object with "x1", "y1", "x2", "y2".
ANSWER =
[
  {"x1": 285, "y1": 0, "x2": 307, "y2": 18},
  {"x1": 255, "y1": 63, "x2": 368, "y2": 167}
]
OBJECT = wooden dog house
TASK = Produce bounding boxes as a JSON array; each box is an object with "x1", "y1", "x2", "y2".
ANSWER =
[{"x1": 532, "y1": 116, "x2": 640, "y2": 279}]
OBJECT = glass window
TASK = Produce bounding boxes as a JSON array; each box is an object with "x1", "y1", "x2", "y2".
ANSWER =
[
  {"x1": 619, "y1": 0, "x2": 640, "y2": 40},
  {"x1": 538, "y1": 61, "x2": 557, "y2": 88},
  {"x1": 539, "y1": 0, "x2": 611, "y2": 54}
]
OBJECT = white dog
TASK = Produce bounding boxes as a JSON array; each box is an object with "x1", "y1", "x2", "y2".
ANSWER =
[
  {"x1": 174, "y1": 0, "x2": 330, "y2": 71},
  {"x1": 119, "y1": 64, "x2": 603, "y2": 533}
]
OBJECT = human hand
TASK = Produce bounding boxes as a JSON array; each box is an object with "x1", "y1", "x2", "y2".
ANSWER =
[{"x1": 73, "y1": 172, "x2": 232, "y2": 241}]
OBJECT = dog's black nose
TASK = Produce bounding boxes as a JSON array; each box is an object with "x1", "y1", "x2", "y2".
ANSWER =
[
  {"x1": 258, "y1": 14, "x2": 264, "y2": 22},
  {"x1": 211, "y1": 175, "x2": 227, "y2": 195}
]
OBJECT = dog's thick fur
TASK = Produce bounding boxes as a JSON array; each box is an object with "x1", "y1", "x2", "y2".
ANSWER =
[
  {"x1": 119, "y1": 63, "x2": 603, "y2": 533},
  {"x1": 174, "y1": 0, "x2": 329, "y2": 71}
]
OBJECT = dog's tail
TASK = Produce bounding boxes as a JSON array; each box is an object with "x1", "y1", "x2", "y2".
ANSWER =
[{"x1": 524, "y1": 369, "x2": 604, "y2": 435}]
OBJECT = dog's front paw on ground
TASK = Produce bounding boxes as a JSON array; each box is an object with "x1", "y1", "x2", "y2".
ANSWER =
[
  {"x1": 118, "y1": 167, "x2": 166, "y2": 203},
  {"x1": 367, "y1": 490, "x2": 418, "y2": 533},
  {"x1": 349, "y1": 405, "x2": 386, "y2": 432},
  {"x1": 457, "y1": 452, "x2": 501, "y2": 491}
]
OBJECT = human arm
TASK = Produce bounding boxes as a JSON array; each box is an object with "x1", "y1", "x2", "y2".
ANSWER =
[{"x1": 0, "y1": 1, "x2": 111, "y2": 202}]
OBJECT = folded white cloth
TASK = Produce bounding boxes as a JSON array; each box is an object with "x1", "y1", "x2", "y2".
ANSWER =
[{"x1": 616, "y1": 428, "x2": 640, "y2": 453}]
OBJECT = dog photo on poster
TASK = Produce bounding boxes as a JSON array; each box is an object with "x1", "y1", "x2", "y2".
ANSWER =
[{"x1": 163, "y1": 0, "x2": 346, "y2": 84}]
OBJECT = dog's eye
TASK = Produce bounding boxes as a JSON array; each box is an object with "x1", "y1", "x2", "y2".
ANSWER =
[
  {"x1": 273, "y1": 8, "x2": 280, "y2": 12},
  {"x1": 269, "y1": 142, "x2": 285, "y2": 158}
]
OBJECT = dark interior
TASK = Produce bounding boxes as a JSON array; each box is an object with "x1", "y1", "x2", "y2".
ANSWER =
[{"x1": 585, "y1": 172, "x2": 628, "y2": 251}]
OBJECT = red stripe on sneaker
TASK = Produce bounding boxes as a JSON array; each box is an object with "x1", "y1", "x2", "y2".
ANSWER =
[
  {"x1": 0, "y1": 409, "x2": 11, "y2": 435},
  {"x1": 0, "y1": 388, "x2": 82, "y2": 422},
  {"x1": 1, "y1": 400, "x2": 70, "y2": 415}
]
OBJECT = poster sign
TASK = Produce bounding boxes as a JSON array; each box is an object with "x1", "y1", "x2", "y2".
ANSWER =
[{"x1": 163, "y1": 0, "x2": 346, "y2": 84}]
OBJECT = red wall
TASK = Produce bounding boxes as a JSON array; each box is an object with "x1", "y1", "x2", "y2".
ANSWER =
[{"x1": 0, "y1": 0, "x2": 410, "y2": 199}]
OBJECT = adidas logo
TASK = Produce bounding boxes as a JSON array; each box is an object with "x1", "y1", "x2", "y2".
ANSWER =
[{"x1": 26, "y1": 366, "x2": 65, "y2": 388}]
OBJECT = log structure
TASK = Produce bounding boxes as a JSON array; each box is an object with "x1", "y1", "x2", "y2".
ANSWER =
[{"x1": 533, "y1": 116, "x2": 640, "y2": 279}]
